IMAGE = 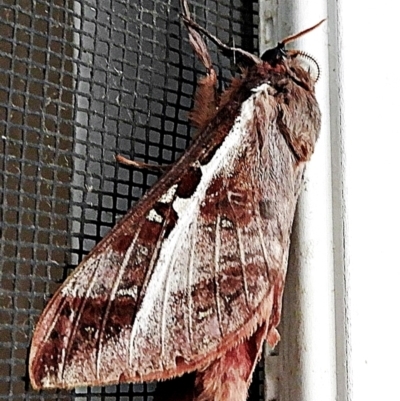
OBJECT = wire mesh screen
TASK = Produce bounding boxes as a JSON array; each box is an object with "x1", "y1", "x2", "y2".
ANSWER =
[{"x1": 0, "y1": 0, "x2": 260, "y2": 399}]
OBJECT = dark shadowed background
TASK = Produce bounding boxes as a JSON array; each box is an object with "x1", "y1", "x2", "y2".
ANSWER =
[{"x1": 0, "y1": 0, "x2": 262, "y2": 399}]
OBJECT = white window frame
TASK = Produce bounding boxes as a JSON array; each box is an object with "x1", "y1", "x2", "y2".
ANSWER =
[
  {"x1": 260, "y1": 1, "x2": 400, "y2": 401},
  {"x1": 259, "y1": 1, "x2": 339, "y2": 400}
]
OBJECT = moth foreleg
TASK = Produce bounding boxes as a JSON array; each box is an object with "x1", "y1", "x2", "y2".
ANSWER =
[
  {"x1": 115, "y1": 154, "x2": 170, "y2": 172},
  {"x1": 180, "y1": 0, "x2": 219, "y2": 132},
  {"x1": 180, "y1": 0, "x2": 259, "y2": 66}
]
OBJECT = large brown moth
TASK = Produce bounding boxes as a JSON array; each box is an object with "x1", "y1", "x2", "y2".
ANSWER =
[{"x1": 29, "y1": 1, "x2": 323, "y2": 400}]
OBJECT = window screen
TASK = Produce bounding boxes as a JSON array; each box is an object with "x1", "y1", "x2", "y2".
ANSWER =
[{"x1": 0, "y1": 0, "x2": 262, "y2": 400}]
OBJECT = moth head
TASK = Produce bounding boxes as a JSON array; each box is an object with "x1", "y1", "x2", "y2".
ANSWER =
[{"x1": 259, "y1": 19, "x2": 325, "y2": 86}]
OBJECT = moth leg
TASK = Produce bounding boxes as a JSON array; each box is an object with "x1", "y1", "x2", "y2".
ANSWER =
[
  {"x1": 180, "y1": 0, "x2": 259, "y2": 66},
  {"x1": 115, "y1": 154, "x2": 170, "y2": 172},
  {"x1": 181, "y1": 0, "x2": 219, "y2": 132}
]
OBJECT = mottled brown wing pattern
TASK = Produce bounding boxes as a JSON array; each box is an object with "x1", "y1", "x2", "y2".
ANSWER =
[
  {"x1": 29, "y1": 83, "x2": 308, "y2": 389},
  {"x1": 30, "y1": 0, "x2": 322, "y2": 394},
  {"x1": 28, "y1": 204, "x2": 175, "y2": 387}
]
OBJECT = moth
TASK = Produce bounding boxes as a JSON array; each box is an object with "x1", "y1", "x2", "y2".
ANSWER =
[{"x1": 29, "y1": 1, "x2": 323, "y2": 400}]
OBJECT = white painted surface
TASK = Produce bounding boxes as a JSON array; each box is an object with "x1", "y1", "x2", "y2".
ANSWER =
[
  {"x1": 260, "y1": 1, "x2": 336, "y2": 401},
  {"x1": 335, "y1": 2, "x2": 400, "y2": 401},
  {"x1": 261, "y1": 1, "x2": 400, "y2": 401}
]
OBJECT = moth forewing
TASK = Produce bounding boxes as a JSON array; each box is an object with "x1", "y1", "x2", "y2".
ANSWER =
[{"x1": 29, "y1": 1, "x2": 322, "y2": 398}]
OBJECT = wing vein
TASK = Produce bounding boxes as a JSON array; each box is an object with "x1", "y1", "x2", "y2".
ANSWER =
[
  {"x1": 128, "y1": 217, "x2": 170, "y2": 366},
  {"x1": 214, "y1": 214, "x2": 223, "y2": 337},
  {"x1": 59, "y1": 255, "x2": 104, "y2": 383},
  {"x1": 186, "y1": 220, "x2": 197, "y2": 351},
  {"x1": 255, "y1": 211, "x2": 271, "y2": 283},
  {"x1": 236, "y1": 226, "x2": 250, "y2": 305},
  {"x1": 96, "y1": 229, "x2": 141, "y2": 377},
  {"x1": 160, "y1": 248, "x2": 177, "y2": 358}
]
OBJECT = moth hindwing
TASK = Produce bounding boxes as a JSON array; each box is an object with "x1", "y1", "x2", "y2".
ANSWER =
[{"x1": 29, "y1": 1, "x2": 322, "y2": 399}]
